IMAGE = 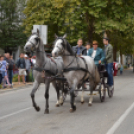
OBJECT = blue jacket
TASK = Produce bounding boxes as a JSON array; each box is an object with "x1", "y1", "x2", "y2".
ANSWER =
[{"x1": 87, "y1": 47, "x2": 105, "y2": 65}]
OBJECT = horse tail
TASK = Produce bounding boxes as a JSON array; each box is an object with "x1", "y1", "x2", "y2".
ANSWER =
[{"x1": 95, "y1": 66, "x2": 100, "y2": 84}]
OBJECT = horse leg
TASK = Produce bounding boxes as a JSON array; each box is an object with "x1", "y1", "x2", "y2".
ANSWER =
[
  {"x1": 88, "y1": 81, "x2": 95, "y2": 106},
  {"x1": 44, "y1": 81, "x2": 50, "y2": 114},
  {"x1": 31, "y1": 81, "x2": 40, "y2": 111},
  {"x1": 81, "y1": 85, "x2": 85, "y2": 104},
  {"x1": 70, "y1": 84, "x2": 77, "y2": 113},
  {"x1": 78, "y1": 84, "x2": 84, "y2": 104},
  {"x1": 52, "y1": 81, "x2": 60, "y2": 107}
]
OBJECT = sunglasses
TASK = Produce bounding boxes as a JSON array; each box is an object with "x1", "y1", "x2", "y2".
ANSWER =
[{"x1": 93, "y1": 44, "x2": 98, "y2": 45}]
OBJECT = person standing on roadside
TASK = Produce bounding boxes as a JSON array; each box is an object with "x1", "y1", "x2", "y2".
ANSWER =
[
  {"x1": 5, "y1": 53, "x2": 14, "y2": 85},
  {"x1": 16, "y1": 53, "x2": 26, "y2": 84},
  {"x1": 24, "y1": 54, "x2": 33, "y2": 82},
  {"x1": 31, "y1": 56, "x2": 36, "y2": 65},
  {"x1": 103, "y1": 37, "x2": 114, "y2": 90},
  {"x1": 0, "y1": 55, "x2": 11, "y2": 88},
  {"x1": 0, "y1": 55, "x2": 2, "y2": 85}
]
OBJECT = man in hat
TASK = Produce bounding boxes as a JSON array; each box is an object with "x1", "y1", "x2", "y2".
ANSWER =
[
  {"x1": 103, "y1": 37, "x2": 113, "y2": 90},
  {"x1": 88, "y1": 40, "x2": 105, "y2": 66}
]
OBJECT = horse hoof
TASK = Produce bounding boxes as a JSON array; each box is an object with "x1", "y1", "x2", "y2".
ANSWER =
[
  {"x1": 44, "y1": 109, "x2": 49, "y2": 114},
  {"x1": 60, "y1": 103, "x2": 63, "y2": 106},
  {"x1": 101, "y1": 96, "x2": 105, "y2": 102},
  {"x1": 88, "y1": 103, "x2": 92, "y2": 106},
  {"x1": 55, "y1": 104, "x2": 60, "y2": 107},
  {"x1": 69, "y1": 106, "x2": 76, "y2": 113},
  {"x1": 81, "y1": 101, "x2": 85, "y2": 104},
  {"x1": 35, "y1": 106, "x2": 40, "y2": 112}
]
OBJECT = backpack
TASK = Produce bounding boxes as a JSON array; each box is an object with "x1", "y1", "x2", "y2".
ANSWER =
[{"x1": 16, "y1": 58, "x2": 25, "y2": 68}]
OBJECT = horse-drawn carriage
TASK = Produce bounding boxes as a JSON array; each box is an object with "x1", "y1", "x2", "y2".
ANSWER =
[
  {"x1": 24, "y1": 29, "x2": 114, "y2": 114},
  {"x1": 54, "y1": 64, "x2": 114, "y2": 105}
]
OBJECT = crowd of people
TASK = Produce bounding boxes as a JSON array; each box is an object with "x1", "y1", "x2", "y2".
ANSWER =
[{"x1": 0, "y1": 53, "x2": 36, "y2": 89}]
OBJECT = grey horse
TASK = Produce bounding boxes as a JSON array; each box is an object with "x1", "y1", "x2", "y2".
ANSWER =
[
  {"x1": 24, "y1": 29, "x2": 64, "y2": 114},
  {"x1": 52, "y1": 34, "x2": 100, "y2": 112}
]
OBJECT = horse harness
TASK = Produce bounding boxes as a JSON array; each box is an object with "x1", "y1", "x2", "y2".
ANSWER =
[
  {"x1": 54, "y1": 37, "x2": 95, "y2": 83},
  {"x1": 63, "y1": 56, "x2": 95, "y2": 83},
  {"x1": 33, "y1": 56, "x2": 58, "y2": 77}
]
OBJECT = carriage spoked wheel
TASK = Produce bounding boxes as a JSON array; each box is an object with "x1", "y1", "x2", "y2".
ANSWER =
[
  {"x1": 62, "y1": 87, "x2": 69, "y2": 105},
  {"x1": 99, "y1": 83, "x2": 106, "y2": 102},
  {"x1": 107, "y1": 85, "x2": 114, "y2": 98}
]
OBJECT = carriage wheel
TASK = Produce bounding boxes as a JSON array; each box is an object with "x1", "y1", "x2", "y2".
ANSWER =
[
  {"x1": 62, "y1": 86, "x2": 69, "y2": 104},
  {"x1": 107, "y1": 85, "x2": 114, "y2": 98},
  {"x1": 99, "y1": 84, "x2": 106, "y2": 102}
]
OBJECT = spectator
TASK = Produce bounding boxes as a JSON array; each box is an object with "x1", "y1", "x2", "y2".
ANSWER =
[
  {"x1": 24, "y1": 54, "x2": 33, "y2": 82},
  {"x1": 5, "y1": 53, "x2": 14, "y2": 85},
  {"x1": 72, "y1": 39, "x2": 87, "y2": 56},
  {"x1": 120, "y1": 64, "x2": 123, "y2": 75},
  {"x1": 0, "y1": 55, "x2": 2, "y2": 85},
  {"x1": 4, "y1": 53, "x2": 7, "y2": 59},
  {"x1": 16, "y1": 53, "x2": 26, "y2": 84},
  {"x1": 0, "y1": 55, "x2": 11, "y2": 88},
  {"x1": 31, "y1": 56, "x2": 36, "y2": 65}
]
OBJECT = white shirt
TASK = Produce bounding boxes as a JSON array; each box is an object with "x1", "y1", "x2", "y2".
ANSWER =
[
  {"x1": 31, "y1": 59, "x2": 36, "y2": 64},
  {"x1": 87, "y1": 50, "x2": 89, "y2": 55},
  {"x1": 91, "y1": 50, "x2": 97, "y2": 59}
]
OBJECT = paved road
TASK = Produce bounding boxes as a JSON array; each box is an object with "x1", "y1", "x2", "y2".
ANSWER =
[{"x1": 0, "y1": 70, "x2": 134, "y2": 134}]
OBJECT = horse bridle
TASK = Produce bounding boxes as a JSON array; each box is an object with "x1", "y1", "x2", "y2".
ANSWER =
[
  {"x1": 53, "y1": 37, "x2": 77, "y2": 69},
  {"x1": 27, "y1": 33, "x2": 41, "y2": 52}
]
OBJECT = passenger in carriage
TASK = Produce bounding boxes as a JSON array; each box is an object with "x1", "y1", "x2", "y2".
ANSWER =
[
  {"x1": 103, "y1": 37, "x2": 114, "y2": 90},
  {"x1": 87, "y1": 40, "x2": 105, "y2": 67},
  {"x1": 72, "y1": 39, "x2": 87, "y2": 56},
  {"x1": 84, "y1": 42, "x2": 91, "y2": 56}
]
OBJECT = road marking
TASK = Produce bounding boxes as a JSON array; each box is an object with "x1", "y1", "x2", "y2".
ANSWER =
[
  {"x1": 0, "y1": 85, "x2": 44, "y2": 96},
  {"x1": 106, "y1": 102, "x2": 134, "y2": 134},
  {"x1": 0, "y1": 107, "x2": 32, "y2": 120}
]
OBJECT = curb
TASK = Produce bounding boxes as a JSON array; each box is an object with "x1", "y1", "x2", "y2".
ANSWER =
[{"x1": 0, "y1": 84, "x2": 33, "y2": 94}]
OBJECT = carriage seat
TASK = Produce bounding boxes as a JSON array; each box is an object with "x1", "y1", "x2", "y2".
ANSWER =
[{"x1": 98, "y1": 64, "x2": 108, "y2": 78}]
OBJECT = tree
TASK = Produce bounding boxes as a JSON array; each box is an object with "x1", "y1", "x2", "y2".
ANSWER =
[
  {"x1": 23, "y1": 0, "x2": 134, "y2": 57},
  {"x1": 0, "y1": 0, "x2": 27, "y2": 52}
]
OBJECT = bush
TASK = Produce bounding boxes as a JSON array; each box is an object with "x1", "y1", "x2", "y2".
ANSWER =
[
  {"x1": 12, "y1": 70, "x2": 34, "y2": 82},
  {"x1": 123, "y1": 65, "x2": 127, "y2": 69},
  {"x1": 13, "y1": 74, "x2": 19, "y2": 82}
]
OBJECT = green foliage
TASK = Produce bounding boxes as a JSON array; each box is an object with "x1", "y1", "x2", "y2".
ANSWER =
[
  {"x1": 0, "y1": 0, "x2": 27, "y2": 49},
  {"x1": 13, "y1": 74, "x2": 18, "y2": 82},
  {"x1": 23, "y1": 0, "x2": 134, "y2": 54},
  {"x1": 13, "y1": 71, "x2": 33, "y2": 82}
]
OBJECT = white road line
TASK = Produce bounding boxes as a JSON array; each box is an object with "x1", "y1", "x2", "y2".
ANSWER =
[
  {"x1": 106, "y1": 102, "x2": 134, "y2": 134},
  {"x1": 0, "y1": 107, "x2": 32, "y2": 120}
]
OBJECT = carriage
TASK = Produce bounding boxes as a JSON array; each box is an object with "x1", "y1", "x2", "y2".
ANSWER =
[{"x1": 54, "y1": 64, "x2": 114, "y2": 105}]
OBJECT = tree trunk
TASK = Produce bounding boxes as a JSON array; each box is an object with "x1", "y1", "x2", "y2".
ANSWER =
[
  {"x1": 120, "y1": 51, "x2": 123, "y2": 64},
  {"x1": 113, "y1": 46, "x2": 117, "y2": 61}
]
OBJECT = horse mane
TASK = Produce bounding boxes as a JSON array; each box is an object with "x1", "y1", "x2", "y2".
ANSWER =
[
  {"x1": 27, "y1": 33, "x2": 38, "y2": 41},
  {"x1": 64, "y1": 40, "x2": 75, "y2": 56}
]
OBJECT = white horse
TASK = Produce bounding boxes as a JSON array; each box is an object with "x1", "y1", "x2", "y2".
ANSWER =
[
  {"x1": 52, "y1": 34, "x2": 100, "y2": 112},
  {"x1": 24, "y1": 29, "x2": 64, "y2": 114}
]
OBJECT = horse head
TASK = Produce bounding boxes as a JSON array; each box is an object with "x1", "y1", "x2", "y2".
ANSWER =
[
  {"x1": 52, "y1": 34, "x2": 74, "y2": 57},
  {"x1": 24, "y1": 29, "x2": 40, "y2": 52}
]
